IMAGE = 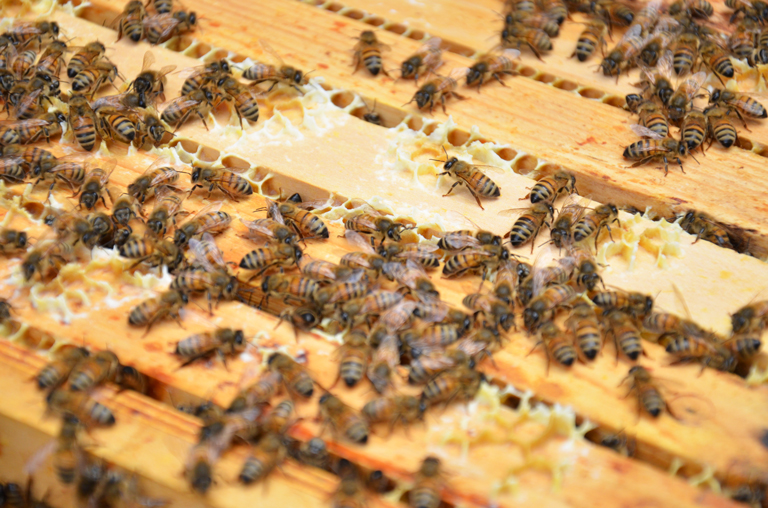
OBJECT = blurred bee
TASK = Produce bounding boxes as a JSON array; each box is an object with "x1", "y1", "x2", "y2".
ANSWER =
[
  {"x1": 36, "y1": 346, "x2": 90, "y2": 390},
  {"x1": 116, "y1": 365, "x2": 148, "y2": 393},
  {"x1": 7, "y1": 85, "x2": 46, "y2": 121},
  {"x1": 680, "y1": 110, "x2": 708, "y2": 156},
  {"x1": 623, "y1": 366, "x2": 668, "y2": 417},
  {"x1": 699, "y1": 41, "x2": 734, "y2": 83},
  {"x1": 523, "y1": 282, "x2": 576, "y2": 331},
  {"x1": 624, "y1": 125, "x2": 689, "y2": 176},
  {"x1": 709, "y1": 88, "x2": 767, "y2": 122},
  {"x1": 535, "y1": 320, "x2": 577, "y2": 370},
  {"x1": 341, "y1": 231, "x2": 387, "y2": 276},
  {"x1": 679, "y1": 210, "x2": 734, "y2": 249},
  {"x1": 670, "y1": 0, "x2": 713, "y2": 18},
  {"x1": 592, "y1": 289, "x2": 654, "y2": 318},
  {"x1": 409, "y1": 456, "x2": 443, "y2": 508},
  {"x1": 353, "y1": 30, "x2": 390, "y2": 77},
  {"x1": 21, "y1": 238, "x2": 74, "y2": 282},
  {"x1": 128, "y1": 158, "x2": 184, "y2": 203},
  {"x1": 77, "y1": 161, "x2": 115, "y2": 210},
  {"x1": 147, "y1": 188, "x2": 185, "y2": 236},
  {"x1": 0, "y1": 153, "x2": 26, "y2": 184},
  {"x1": 466, "y1": 49, "x2": 520, "y2": 90},
  {"x1": 227, "y1": 370, "x2": 283, "y2": 413},
  {"x1": 264, "y1": 197, "x2": 329, "y2": 240},
  {"x1": 362, "y1": 394, "x2": 424, "y2": 430},
  {"x1": 47, "y1": 389, "x2": 115, "y2": 426},
  {"x1": 378, "y1": 241, "x2": 440, "y2": 269},
  {"x1": 71, "y1": 60, "x2": 120, "y2": 96},
  {"x1": 443, "y1": 243, "x2": 511, "y2": 280},
  {"x1": 111, "y1": 192, "x2": 142, "y2": 227},
  {"x1": 67, "y1": 95, "x2": 101, "y2": 151},
  {"x1": 756, "y1": 27, "x2": 768, "y2": 65},
  {"x1": 729, "y1": 18, "x2": 758, "y2": 61},
  {"x1": 175, "y1": 327, "x2": 246, "y2": 367},
  {"x1": 332, "y1": 330, "x2": 371, "y2": 388},
  {"x1": 503, "y1": 201, "x2": 554, "y2": 250},
  {"x1": 120, "y1": 235, "x2": 184, "y2": 271},
  {"x1": 161, "y1": 87, "x2": 216, "y2": 131},
  {"x1": 569, "y1": 245, "x2": 603, "y2": 290},
  {"x1": 732, "y1": 299, "x2": 768, "y2": 336},
  {"x1": 318, "y1": 393, "x2": 369, "y2": 444},
  {"x1": 144, "y1": 10, "x2": 198, "y2": 44},
  {"x1": 189, "y1": 164, "x2": 254, "y2": 201},
  {"x1": 239, "y1": 242, "x2": 302, "y2": 277},
  {"x1": 590, "y1": 429, "x2": 636, "y2": 457},
  {"x1": 300, "y1": 257, "x2": 358, "y2": 283},
  {"x1": 602, "y1": 309, "x2": 644, "y2": 361},
  {"x1": 528, "y1": 170, "x2": 576, "y2": 204},
  {"x1": 115, "y1": 0, "x2": 146, "y2": 42},
  {"x1": 406, "y1": 68, "x2": 467, "y2": 114},
  {"x1": 383, "y1": 259, "x2": 440, "y2": 301},
  {"x1": 399, "y1": 37, "x2": 443, "y2": 83},
  {"x1": 35, "y1": 40, "x2": 67, "y2": 77},
  {"x1": 367, "y1": 334, "x2": 399, "y2": 394},
  {"x1": 128, "y1": 289, "x2": 188, "y2": 333},
  {"x1": 216, "y1": 75, "x2": 261, "y2": 127},
  {"x1": 671, "y1": 32, "x2": 699, "y2": 76},
  {"x1": 268, "y1": 352, "x2": 314, "y2": 398},
  {"x1": 3, "y1": 144, "x2": 57, "y2": 181},
  {"x1": 7, "y1": 20, "x2": 59, "y2": 46},
  {"x1": 181, "y1": 60, "x2": 231, "y2": 95},
  {"x1": 667, "y1": 71, "x2": 706, "y2": 123},
  {"x1": 185, "y1": 443, "x2": 214, "y2": 494},
  {"x1": 408, "y1": 348, "x2": 471, "y2": 386},
  {"x1": 501, "y1": 21, "x2": 552, "y2": 60},
  {"x1": 431, "y1": 147, "x2": 501, "y2": 210},
  {"x1": 174, "y1": 202, "x2": 231, "y2": 247},
  {"x1": 242, "y1": 40, "x2": 308, "y2": 92},
  {"x1": 130, "y1": 51, "x2": 175, "y2": 104},
  {"x1": 65, "y1": 350, "x2": 120, "y2": 392},
  {"x1": 593, "y1": 0, "x2": 635, "y2": 30},
  {"x1": 566, "y1": 300, "x2": 602, "y2": 360},
  {"x1": 239, "y1": 433, "x2": 286, "y2": 485},
  {"x1": 149, "y1": 0, "x2": 174, "y2": 14},
  {"x1": 240, "y1": 216, "x2": 297, "y2": 245},
  {"x1": 572, "y1": 19, "x2": 607, "y2": 62},
  {"x1": 67, "y1": 41, "x2": 106, "y2": 79},
  {"x1": 438, "y1": 227, "x2": 501, "y2": 251},
  {"x1": 638, "y1": 23, "x2": 675, "y2": 68},
  {"x1": 637, "y1": 52, "x2": 674, "y2": 106},
  {"x1": 336, "y1": 290, "x2": 405, "y2": 328},
  {"x1": 421, "y1": 363, "x2": 483, "y2": 407},
  {"x1": 333, "y1": 465, "x2": 368, "y2": 508},
  {"x1": 173, "y1": 239, "x2": 239, "y2": 307},
  {"x1": 723, "y1": 335, "x2": 762, "y2": 362},
  {"x1": 0, "y1": 228, "x2": 27, "y2": 254},
  {"x1": 261, "y1": 273, "x2": 320, "y2": 308},
  {"x1": 661, "y1": 333, "x2": 736, "y2": 372},
  {"x1": 1, "y1": 111, "x2": 65, "y2": 144},
  {"x1": 704, "y1": 106, "x2": 738, "y2": 149},
  {"x1": 48, "y1": 414, "x2": 81, "y2": 484},
  {"x1": 135, "y1": 110, "x2": 166, "y2": 146},
  {"x1": 600, "y1": 25, "x2": 644, "y2": 78},
  {"x1": 361, "y1": 98, "x2": 382, "y2": 125},
  {"x1": 345, "y1": 204, "x2": 408, "y2": 243},
  {"x1": 547, "y1": 194, "x2": 587, "y2": 250}
]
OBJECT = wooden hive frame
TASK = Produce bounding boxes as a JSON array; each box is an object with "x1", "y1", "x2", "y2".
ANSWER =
[{"x1": 0, "y1": 0, "x2": 767, "y2": 507}]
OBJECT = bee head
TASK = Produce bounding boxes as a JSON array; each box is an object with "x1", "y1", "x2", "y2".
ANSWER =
[
  {"x1": 444, "y1": 156, "x2": 459, "y2": 170},
  {"x1": 16, "y1": 232, "x2": 27, "y2": 248},
  {"x1": 220, "y1": 60, "x2": 231, "y2": 73},
  {"x1": 414, "y1": 90, "x2": 430, "y2": 109},
  {"x1": 234, "y1": 330, "x2": 245, "y2": 347},
  {"x1": 466, "y1": 66, "x2": 482, "y2": 86},
  {"x1": 191, "y1": 166, "x2": 203, "y2": 183},
  {"x1": 180, "y1": 292, "x2": 189, "y2": 304},
  {"x1": 293, "y1": 70, "x2": 304, "y2": 85}
]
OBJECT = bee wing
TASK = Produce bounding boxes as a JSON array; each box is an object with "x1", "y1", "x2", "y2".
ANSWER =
[
  {"x1": 415, "y1": 351, "x2": 457, "y2": 371},
  {"x1": 681, "y1": 72, "x2": 707, "y2": 100},
  {"x1": 498, "y1": 206, "x2": 529, "y2": 218},
  {"x1": 189, "y1": 234, "x2": 225, "y2": 272},
  {"x1": 419, "y1": 37, "x2": 443, "y2": 54},
  {"x1": 23, "y1": 439, "x2": 59, "y2": 476},
  {"x1": 293, "y1": 199, "x2": 331, "y2": 211},
  {"x1": 159, "y1": 64, "x2": 178, "y2": 76},
  {"x1": 98, "y1": 158, "x2": 118, "y2": 183},
  {"x1": 144, "y1": 13, "x2": 180, "y2": 42},
  {"x1": 445, "y1": 210, "x2": 480, "y2": 230},
  {"x1": 166, "y1": 96, "x2": 202, "y2": 110},
  {"x1": 620, "y1": 23, "x2": 643, "y2": 44},
  {"x1": 656, "y1": 50, "x2": 674, "y2": 81},
  {"x1": 415, "y1": 300, "x2": 448, "y2": 322},
  {"x1": 501, "y1": 48, "x2": 521, "y2": 59},
  {"x1": 0, "y1": 118, "x2": 50, "y2": 128},
  {"x1": 379, "y1": 300, "x2": 419, "y2": 330},
  {"x1": 447, "y1": 67, "x2": 469, "y2": 81},
  {"x1": 382, "y1": 261, "x2": 406, "y2": 281},
  {"x1": 259, "y1": 39, "x2": 285, "y2": 66},
  {"x1": 179, "y1": 201, "x2": 223, "y2": 227},
  {"x1": 532, "y1": 245, "x2": 560, "y2": 295},
  {"x1": 176, "y1": 64, "x2": 208, "y2": 79},
  {"x1": 343, "y1": 229, "x2": 376, "y2": 254},
  {"x1": 265, "y1": 198, "x2": 285, "y2": 225},
  {"x1": 374, "y1": 333, "x2": 400, "y2": 368},
  {"x1": 142, "y1": 51, "x2": 156, "y2": 72},
  {"x1": 630, "y1": 124, "x2": 665, "y2": 139},
  {"x1": 342, "y1": 269, "x2": 368, "y2": 283},
  {"x1": 456, "y1": 338, "x2": 489, "y2": 358}
]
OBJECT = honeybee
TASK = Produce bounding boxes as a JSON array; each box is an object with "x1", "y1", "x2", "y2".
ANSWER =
[
  {"x1": 503, "y1": 202, "x2": 554, "y2": 250},
  {"x1": 1, "y1": 112, "x2": 65, "y2": 144},
  {"x1": 116, "y1": 365, "x2": 148, "y2": 394},
  {"x1": 591, "y1": 289, "x2": 653, "y2": 318},
  {"x1": 67, "y1": 41, "x2": 106, "y2": 79},
  {"x1": 128, "y1": 158, "x2": 184, "y2": 203},
  {"x1": 189, "y1": 164, "x2": 254, "y2": 201},
  {"x1": 341, "y1": 232, "x2": 387, "y2": 276},
  {"x1": 47, "y1": 388, "x2": 115, "y2": 426},
  {"x1": 239, "y1": 433, "x2": 286, "y2": 485},
  {"x1": 242, "y1": 40, "x2": 308, "y2": 92},
  {"x1": 443, "y1": 243, "x2": 511, "y2": 281},
  {"x1": 300, "y1": 258, "x2": 358, "y2": 283},
  {"x1": 337, "y1": 290, "x2": 405, "y2": 328},
  {"x1": 7, "y1": 86, "x2": 44, "y2": 121},
  {"x1": 501, "y1": 21, "x2": 552, "y2": 60},
  {"x1": 399, "y1": 37, "x2": 443, "y2": 83},
  {"x1": 135, "y1": 110, "x2": 166, "y2": 146},
  {"x1": 409, "y1": 457, "x2": 443, "y2": 508},
  {"x1": 352, "y1": 30, "x2": 390, "y2": 77},
  {"x1": 438, "y1": 228, "x2": 502, "y2": 251},
  {"x1": 637, "y1": 55, "x2": 674, "y2": 107},
  {"x1": 637, "y1": 19, "x2": 675, "y2": 67},
  {"x1": 127, "y1": 289, "x2": 188, "y2": 333},
  {"x1": 7, "y1": 20, "x2": 60, "y2": 46},
  {"x1": 21, "y1": 238, "x2": 74, "y2": 282},
  {"x1": 661, "y1": 333, "x2": 736, "y2": 372},
  {"x1": 534, "y1": 320, "x2": 577, "y2": 370},
  {"x1": 361, "y1": 98, "x2": 383, "y2": 125},
  {"x1": 755, "y1": 28, "x2": 768, "y2": 65},
  {"x1": 67, "y1": 95, "x2": 100, "y2": 152},
  {"x1": 704, "y1": 106, "x2": 738, "y2": 149},
  {"x1": 185, "y1": 443, "x2": 214, "y2": 494},
  {"x1": 602, "y1": 309, "x2": 644, "y2": 361},
  {"x1": 181, "y1": 60, "x2": 231, "y2": 95},
  {"x1": 143, "y1": 10, "x2": 198, "y2": 44},
  {"x1": 421, "y1": 363, "x2": 483, "y2": 407},
  {"x1": 729, "y1": 18, "x2": 758, "y2": 61},
  {"x1": 264, "y1": 197, "x2": 329, "y2": 240},
  {"x1": 65, "y1": 350, "x2": 120, "y2": 392},
  {"x1": 36, "y1": 346, "x2": 90, "y2": 390},
  {"x1": 35, "y1": 40, "x2": 67, "y2": 77},
  {"x1": 0, "y1": 228, "x2": 27, "y2": 254},
  {"x1": 463, "y1": 292, "x2": 515, "y2": 331},
  {"x1": 333, "y1": 466, "x2": 368, "y2": 508},
  {"x1": 510, "y1": 10, "x2": 560, "y2": 37},
  {"x1": 600, "y1": 25, "x2": 644, "y2": 78},
  {"x1": 432, "y1": 147, "x2": 501, "y2": 210},
  {"x1": 175, "y1": 327, "x2": 246, "y2": 367},
  {"x1": 147, "y1": 188, "x2": 185, "y2": 236},
  {"x1": 523, "y1": 282, "x2": 576, "y2": 331},
  {"x1": 680, "y1": 110, "x2": 707, "y2": 155},
  {"x1": 670, "y1": 0, "x2": 713, "y2": 18},
  {"x1": 565, "y1": 300, "x2": 601, "y2": 360},
  {"x1": 120, "y1": 235, "x2": 184, "y2": 271},
  {"x1": 228, "y1": 370, "x2": 283, "y2": 413},
  {"x1": 362, "y1": 394, "x2": 424, "y2": 430},
  {"x1": 731, "y1": 300, "x2": 768, "y2": 335},
  {"x1": 71, "y1": 60, "x2": 120, "y2": 96},
  {"x1": 623, "y1": 366, "x2": 669, "y2": 417},
  {"x1": 528, "y1": 170, "x2": 576, "y2": 204},
  {"x1": 318, "y1": 393, "x2": 369, "y2": 444},
  {"x1": 174, "y1": 202, "x2": 231, "y2": 247},
  {"x1": 331, "y1": 330, "x2": 371, "y2": 388},
  {"x1": 679, "y1": 209, "x2": 735, "y2": 249},
  {"x1": 268, "y1": 352, "x2": 314, "y2": 398},
  {"x1": 624, "y1": 125, "x2": 689, "y2": 176},
  {"x1": 161, "y1": 87, "x2": 216, "y2": 131},
  {"x1": 173, "y1": 242, "x2": 239, "y2": 309},
  {"x1": 699, "y1": 41, "x2": 734, "y2": 83},
  {"x1": 130, "y1": 51, "x2": 175, "y2": 104},
  {"x1": 593, "y1": 0, "x2": 636, "y2": 30},
  {"x1": 671, "y1": 32, "x2": 699, "y2": 76},
  {"x1": 0, "y1": 154, "x2": 26, "y2": 183},
  {"x1": 344, "y1": 204, "x2": 408, "y2": 243},
  {"x1": 239, "y1": 242, "x2": 302, "y2": 277},
  {"x1": 240, "y1": 217, "x2": 297, "y2": 245},
  {"x1": 572, "y1": 19, "x2": 608, "y2": 62},
  {"x1": 77, "y1": 162, "x2": 115, "y2": 210},
  {"x1": 667, "y1": 71, "x2": 706, "y2": 123},
  {"x1": 384, "y1": 259, "x2": 440, "y2": 301},
  {"x1": 215, "y1": 75, "x2": 261, "y2": 127},
  {"x1": 115, "y1": 0, "x2": 146, "y2": 42},
  {"x1": 568, "y1": 245, "x2": 603, "y2": 290},
  {"x1": 709, "y1": 88, "x2": 767, "y2": 121},
  {"x1": 406, "y1": 68, "x2": 467, "y2": 114},
  {"x1": 547, "y1": 194, "x2": 587, "y2": 250},
  {"x1": 378, "y1": 241, "x2": 440, "y2": 269},
  {"x1": 466, "y1": 49, "x2": 520, "y2": 90},
  {"x1": 367, "y1": 332, "x2": 400, "y2": 393}
]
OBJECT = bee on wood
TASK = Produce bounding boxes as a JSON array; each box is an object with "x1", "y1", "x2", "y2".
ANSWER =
[
  {"x1": 35, "y1": 40, "x2": 67, "y2": 77},
  {"x1": 228, "y1": 370, "x2": 283, "y2": 412},
  {"x1": 185, "y1": 443, "x2": 214, "y2": 494},
  {"x1": 637, "y1": 21, "x2": 675, "y2": 68},
  {"x1": 383, "y1": 259, "x2": 440, "y2": 302},
  {"x1": 600, "y1": 24, "x2": 644, "y2": 78},
  {"x1": 242, "y1": 40, "x2": 308, "y2": 92},
  {"x1": 181, "y1": 60, "x2": 231, "y2": 96},
  {"x1": 261, "y1": 273, "x2": 321, "y2": 307},
  {"x1": 406, "y1": 68, "x2": 467, "y2": 114},
  {"x1": 333, "y1": 465, "x2": 368, "y2": 508},
  {"x1": 146, "y1": 188, "x2": 185, "y2": 237},
  {"x1": 215, "y1": 75, "x2": 261, "y2": 127},
  {"x1": 0, "y1": 228, "x2": 27, "y2": 254},
  {"x1": 732, "y1": 300, "x2": 768, "y2": 335},
  {"x1": 8, "y1": 20, "x2": 59, "y2": 46},
  {"x1": 534, "y1": 320, "x2": 577, "y2": 370},
  {"x1": 572, "y1": 19, "x2": 608, "y2": 62},
  {"x1": 318, "y1": 393, "x2": 369, "y2": 444},
  {"x1": 129, "y1": 51, "x2": 175, "y2": 105},
  {"x1": 111, "y1": 193, "x2": 142, "y2": 227},
  {"x1": 566, "y1": 299, "x2": 602, "y2": 361},
  {"x1": 431, "y1": 147, "x2": 501, "y2": 210},
  {"x1": 240, "y1": 217, "x2": 297, "y2": 246},
  {"x1": 120, "y1": 235, "x2": 184, "y2": 271},
  {"x1": 114, "y1": 0, "x2": 146, "y2": 42},
  {"x1": 36, "y1": 346, "x2": 90, "y2": 391},
  {"x1": 466, "y1": 49, "x2": 520, "y2": 90},
  {"x1": 670, "y1": 32, "x2": 699, "y2": 76},
  {"x1": 593, "y1": 0, "x2": 636, "y2": 30},
  {"x1": 699, "y1": 41, "x2": 734, "y2": 83},
  {"x1": 239, "y1": 433, "x2": 286, "y2": 485},
  {"x1": 264, "y1": 197, "x2": 329, "y2": 240},
  {"x1": 568, "y1": 245, "x2": 603, "y2": 290},
  {"x1": 336, "y1": 290, "x2": 404, "y2": 328},
  {"x1": 352, "y1": 30, "x2": 390, "y2": 77},
  {"x1": 161, "y1": 87, "x2": 216, "y2": 131},
  {"x1": 509, "y1": 10, "x2": 560, "y2": 37},
  {"x1": 175, "y1": 327, "x2": 246, "y2": 367},
  {"x1": 503, "y1": 201, "x2": 554, "y2": 250},
  {"x1": 312, "y1": 274, "x2": 370, "y2": 309},
  {"x1": 709, "y1": 88, "x2": 767, "y2": 122},
  {"x1": 463, "y1": 292, "x2": 515, "y2": 331},
  {"x1": 547, "y1": 194, "x2": 587, "y2": 250},
  {"x1": 704, "y1": 105, "x2": 738, "y2": 149},
  {"x1": 523, "y1": 282, "x2": 576, "y2": 331},
  {"x1": 661, "y1": 333, "x2": 736, "y2": 372},
  {"x1": 116, "y1": 365, "x2": 148, "y2": 394},
  {"x1": 680, "y1": 110, "x2": 707, "y2": 156},
  {"x1": 341, "y1": 231, "x2": 387, "y2": 276},
  {"x1": 128, "y1": 158, "x2": 184, "y2": 203},
  {"x1": 420, "y1": 362, "x2": 483, "y2": 407},
  {"x1": 378, "y1": 241, "x2": 440, "y2": 270},
  {"x1": 67, "y1": 41, "x2": 106, "y2": 79},
  {"x1": 174, "y1": 202, "x2": 231, "y2": 247},
  {"x1": 399, "y1": 37, "x2": 443, "y2": 83},
  {"x1": 128, "y1": 289, "x2": 188, "y2": 334},
  {"x1": 624, "y1": 125, "x2": 689, "y2": 176},
  {"x1": 408, "y1": 348, "x2": 471, "y2": 386},
  {"x1": 47, "y1": 389, "x2": 115, "y2": 426},
  {"x1": 670, "y1": 0, "x2": 713, "y2": 18},
  {"x1": 360, "y1": 98, "x2": 383, "y2": 125},
  {"x1": 667, "y1": 71, "x2": 706, "y2": 123},
  {"x1": 172, "y1": 237, "x2": 239, "y2": 311},
  {"x1": 134, "y1": 110, "x2": 166, "y2": 147},
  {"x1": 189, "y1": 164, "x2": 254, "y2": 201},
  {"x1": 239, "y1": 242, "x2": 302, "y2": 277},
  {"x1": 409, "y1": 457, "x2": 444, "y2": 508},
  {"x1": 144, "y1": 10, "x2": 198, "y2": 44},
  {"x1": 268, "y1": 352, "x2": 314, "y2": 398},
  {"x1": 623, "y1": 366, "x2": 669, "y2": 417},
  {"x1": 443, "y1": 243, "x2": 511, "y2": 281},
  {"x1": 7, "y1": 144, "x2": 62, "y2": 185},
  {"x1": 602, "y1": 308, "x2": 644, "y2": 361},
  {"x1": 592, "y1": 289, "x2": 653, "y2": 318},
  {"x1": 362, "y1": 394, "x2": 424, "y2": 430},
  {"x1": 7, "y1": 85, "x2": 45, "y2": 121},
  {"x1": 21, "y1": 238, "x2": 74, "y2": 282},
  {"x1": 76, "y1": 161, "x2": 115, "y2": 210},
  {"x1": 72, "y1": 60, "x2": 120, "y2": 97},
  {"x1": 67, "y1": 95, "x2": 101, "y2": 151},
  {"x1": 331, "y1": 330, "x2": 371, "y2": 388},
  {"x1": 344, "y1": 203, "x2": 409, "y2": 243},
  {"x1": 1, "y1": 111, "x2": 65, "y2": 144},
  {"x1": 65, "y1": 350, "x2": 120, "y2": 392},
  {"x1": 636, "y1": 60, "x2": 674, "y2": 109},
  {"x1": 528, "y1": 170, "x2": 576, "y2": 205},
  {"x1": 729, "y1": 18, "x2": 758, "y2": 60},
  {"x1": 679, "y1": 209, "x2": 735, "y2": 249},
  {"x1": 501, "y1": 21, "x2": 552, "y2": 60}
]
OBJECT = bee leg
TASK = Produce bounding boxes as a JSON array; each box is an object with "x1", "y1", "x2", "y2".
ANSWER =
[
  {"x1": 491, "y1": 73, "x2": 508, "y2": 88},
  {"x1": 196, "y1": 112, "x2": 210, "y2": 131},
  {"x1": 442, "y1": 180, "x2": 463, "y2": 198}
]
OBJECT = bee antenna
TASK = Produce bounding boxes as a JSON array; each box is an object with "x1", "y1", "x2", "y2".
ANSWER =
[{"x1": 442, "y1": 146, "x2": 449, "y2": 158}]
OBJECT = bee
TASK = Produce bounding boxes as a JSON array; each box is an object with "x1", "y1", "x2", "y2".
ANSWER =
[
  {"x1": 72, "y1": 60, "x2": 119, "y2": 96},
  {"x1": 116, "y1": 365, "x2": 148, "y2": 393},
  {"x1": 228, "y1": 370, "x2": 283, "y2": 413},
  {"x1": 443, "y1": 243, "x2": 511, "y2": 280},
  {"x1": 128, "y1": 289, "x2": 188, "y2": 333},
  {"x1": 111, "y1": 193, "x2": 142, "y2": 227},
  {"x1": 175, "y1": 327, "x2": 246, "y2": 367},
  {"x1": 466, "y1": 49, "x2": 520, "y2": 90},
  {"x1": 547, "y1": 194, "x2": 587, "y2": 250},
  {"x1": 638, "y1": 24, "x2": 674, "y2": 68},
  {"x1": 602, "y1": 309, "x2": 644, "y2": 361},
  {"x1": 438, "y1": 228, "x2": 501, "y2": 251},
  {"x1": 1, "y1": 111, "x2": 65, "y2": 144},
  {"x1": 268, "y1": 352, "x2": 314, "y2": 398},
  {"x1": 623, "y1": 366, "x2": 668, "y2": 417},
  {"x1": 67, "y1": 41, "x2": 106, "y2": 78},
  {"x1": 135, "y1": 110, "x2": 166, "y2": 146},
  {"x1": 679, "y1": 209, "x2": 734, "y2": 249},
  {"x1": 215, "y1": 75, "x2": 261, "y2": 127},
  {"x1": 261, "y1": 273, "x2": 320, "y2": 307},
  {"x1": 709, "y1": 88, "x2": 767, "y2": 121},
  {"x1": 147, "y1": 188, "x2": 185, "y2": 236},
  {"x1": 680, "y1": 110, "x2": 707, "y2": 155},
  {"x1": 0, "y1": 154, "x2": 26, "y2": 183},
  {"x1": 723, "y1": 335, "x2": 762, "y2": 362},
  {"x1": 501, "y1": 22, "x2": 552, "y2": 60},
  {"x1": 128, "y1": 158, "x2": 183, "y2": 203},
  {"x1": 352, "y1": 30, "x2": 390, "y2": 77},
  {"x1": 300, "y1": 258, "x2": 358, "y2": 283},
  {"x1": 189, "y1": 164, "x2": 254, "y2": 201},
  {"x1": 21, "y1": 238, "x2": 74, "y2": 282},
  {"x1": 161, "y1": 87, "x2": 216, "y2": 131},
  {"x1": 504, "y1": 202, "x2": 554, "y2": 250},
  {"x1": 242, "y1": 40, "x2": 308, "y2": 92},
  {"x1": 572, "y1": 19, "x2": 607, "y2": 62},
  {"x1": 408, "y1": 347, "x2": 470, "y2": 385},
  {"x1": 528, "y1": 170, "x2": 576, "y2": 204},
  {"x1": 7, "y1": 86, "x2": 44, "y2": 121},
  {"x1": 239, "y1": 433, "x2": 286, "y2": 485},
  {"x1": 383, "y1": 259, "x2": 440, "y2": 301},
  {"x1": 174, "y1": 202, "x2": 231, "y2": 247},
  {"x1": 332, "y1": 330, "x2": 371, "y2": 388},
  {"x1": 67, "y1": 95, "x2": 100, "y2": 151},
  {"x1": 566, "y1": 300, "x2": 602, "y2": 360},
  {"x1": 115, "y1": 0, "x2": 146, "y2": 42},
  {"x1": 333, "y1": 466, "x2": 368, "y2": 508},
  {"x1": 47, "y1": 389, "x2": 115, "y2": 426},
  {"x1": 524, "y1": 283, "x2": 576, "y2": 331},
  {"x1": 345, "y1": 204, "x2": 408, "y2": 243},
  {"x1": 120, "y1": 235, "x2": 184, "y2": 271},
  {"x1": 318, "y1": 393, "x2": 369, "y2": 444},
  {"x1": 729, "y1": 18, "x2": 758, "y2": 61},
  {"x1": 341, "y1": 232, "x2": 387, "y2": 275},
  {"x1": 64, "y1": 350, "x2": 120, "y2": 392},
  {"x1": 600, "y1": 24, "x2": 644, "y2": 78},
  {"x1": 35, "y1": 40, "x2": 66, "y2": 77},
  {"x1": 432, "y1": 147, "x2": 501, "y2": 210},
  {"x1": 704, "y1": 106, "x2": 738, "y2": 149},
  {"x1": 569, "y1": 245, "x2": 603, "y2": 291},
  {"x1": 399, "y1": 37, "x2": 443, "y2": 83},
  {"x1": 130, "y1": 51, "x2": 175, "y2": 104},
  {"x1": 637, "y1": 54, "x2": 674, "y2": 106},
  {"x1": 264, "y1": 197, "x2": 329, "y2": 240},
  {"x1": 181, "y1": 60, "x2": 231, "y2": 96},
  {"x1": 409, "y1": 457, "x2": 443, "y2": 508},
  {"x1": 592, "y1": 289, "x2": 654, "y2": 318},
  {"x1": 661, "y1": 333, "x2": 736, "y2": 371},
  {"x1": 144, "y1": 10, "x2": 198, "y2": 44},
  {"x1": 337, "y1": 290, "x2": 404, "y2": 328},
  {"x1": 699, "y1": 41, "x2": 734, "y2": 82},
  {"x1": 378, "y1": 241, "x2": 440, "y2": 269},
  {"x1": 239, "y1": 242, "x2": 302, "y2": 277},
  {"x1": 421, "y1": 363, "x2": 483, "y2": 407},
  {"x1": 77, "y1": 162, "x2": 115, "y2": 210},
  {"x1": 756, "y1": 28, "x2": 768, "y2": 65},
  {"x1": 297, "y1": 437, "x2": 330, "y2": 470},
  {"x1": 362, "y1": 394, "x2": 424, "y2": 430},
  {"x1": 671, "y1": 32, "x2": 699, "y2": 76},
  {"x1": 8, "y1": 20, "x2": 59, "y2": 46},
  {"x1": 623, "y1": 125, "x2": 688, "y2": 176},
  {"x1": 593, "y1": 0, "x2": 636, "y2": 29},
  {"x1": 36, "y1": 346, "x2": 90, "y2": 390},
  {"x1": 240, "y1": 217, "x2": 297, "y2": 245},
  {"x1": 149, "y1": 0, "x2": 174, "y2": 15},
  {"x1": 185, "y1": 443, "x2": 214, "y2": 494},
  {"x1": 670, "y1": 0, "x2": 713, "y2": 17},
  {"x1": 732, "y1": 300, "x2": 768, "y2": 335},
  {"x1": 406, "y1": 68, "x2": 467, "y2": 114},
  {"x1": 2, "y1": 143, "x2": 58, "y2": 182},
  {"x1": 262, "y1": 400, "x2": 295, "y2": 434},
  {"x1": 534, "y1": 320, "x2": 577, "y2": 370},
  {"x1": 0, "y1": 228, "x2": 27, "y2": 254},
  {"x1": 667, "y1": 71, "x2": 706, "y2": 123},
  {"x1": 361, "y1": 98, "x2": 383, "y2": 125}
]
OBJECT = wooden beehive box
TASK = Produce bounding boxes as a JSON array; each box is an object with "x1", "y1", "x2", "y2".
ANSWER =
[{"x1": 1, "y1": 0, "x2": 768, "y2": 507}]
